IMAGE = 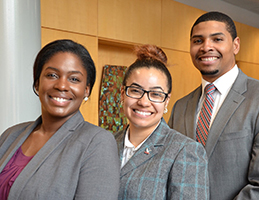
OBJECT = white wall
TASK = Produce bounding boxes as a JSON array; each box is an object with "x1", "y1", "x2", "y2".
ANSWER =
[{"x1": 0, "y1": 0, "x2": 41, "y2": 134}]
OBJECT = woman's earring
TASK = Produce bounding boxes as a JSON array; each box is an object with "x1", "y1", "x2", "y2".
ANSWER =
[
  {"x1": 164, "y1": 107, "x2": 168, "y2": 114},
  {"x1": 121, "y1": 100, "x2": 124, "y2": 105},
  {"x1": 84, "y1": 96, "x2": 88, "y2": 102}
]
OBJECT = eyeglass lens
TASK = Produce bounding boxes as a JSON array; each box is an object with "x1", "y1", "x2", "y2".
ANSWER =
[{"x1": 126, "y1": 86, "x2": 166, "y2": 102}]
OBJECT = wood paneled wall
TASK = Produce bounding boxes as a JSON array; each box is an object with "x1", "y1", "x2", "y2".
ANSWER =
[{"x1": 41, "y1": 0, "x2": 259, "y2": 125}]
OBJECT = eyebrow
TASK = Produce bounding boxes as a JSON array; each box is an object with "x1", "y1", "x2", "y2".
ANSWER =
[
  {"x1": 191, "y1": 32, "x2": 225, "y2": 39},
  {"x1": 45, "y1": 66, "x2": 84, "y2": 76},
  {"x1": 130, "y1": 83, "x2": 164, "y2": 91}
]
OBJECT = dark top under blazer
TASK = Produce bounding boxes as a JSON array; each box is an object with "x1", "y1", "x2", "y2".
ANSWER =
[
  {"x1": 115, "y1": 118, "x2": 209, "y2": 200},
  {"x1": 0, "y1": 111, "x2": 120, "y2": 200},
  {"x1": 168, "y1": 69, "x2": 259, "y2": 200}
]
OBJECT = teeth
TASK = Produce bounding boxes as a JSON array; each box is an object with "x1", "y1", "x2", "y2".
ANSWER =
[
  {"x1": 201, "y1": 57, "x2": 217, "y2": 61},
  {"x1": 53, "y1": 97, "x2": 68, "y2": 102},
  {"x1": 135, "y1": 110, "x2": 151, "y2": 116}
]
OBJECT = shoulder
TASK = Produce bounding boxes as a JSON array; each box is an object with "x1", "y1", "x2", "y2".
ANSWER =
[
  {"x1": 0, "y1": 121, "x2": 34, "y2": 149},
  {"x1": 246, "y1": 76, "x2": 259, "y2": 89},
  {"x1": 167, "y1": 129, "x2": 208, "y2": 164},
  {"x1": 159, "y1": 120, "x2": 207, "y2": 157},
  {"x1": 5, "y1": 121, "x2": 33, "y2": 132},
  {"x1": 236, "y1": 69, "x2": 259, "y2": 91},
  {"x1": 234, "y1": 71, "x2": 259, "y2": 101},
  {"x1": 174, "y1": 86, "x2": 201, "y2": 105},
  {"x1": 1, "y1": 121, "x2": 33, "y2": 138},
  {"x1": 167, "y1": 127, "x2": 201, "y2": 148},
  {"x1": 74, "y1": 121, "x2": 117, "y2": 145}
]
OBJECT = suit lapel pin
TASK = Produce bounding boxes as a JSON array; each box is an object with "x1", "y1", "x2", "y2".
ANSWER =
[{"x1": 144, "y1": 148, "x2": 151, "y2": 155}]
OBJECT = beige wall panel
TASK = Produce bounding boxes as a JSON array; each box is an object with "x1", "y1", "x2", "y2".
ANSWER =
[
  {"x1": 98, "y1": 42, "x2": 135, "y2": 68},
  {"x1": 238, "y1": 61, "x2": 259, "y2": 80},
  {"x1": 236, "y1": 22, "x2": 259, "y2": 64},
  {"x1": 41, "y1": 28, "x2": 99, "y2": 125},
  {"x1": 41, "y1": 0, "x2": 97, "y2": 35},
  {"x1": 161, "y1": 0, "x2": 204, "y2": 51},
  {"x1": 162, "y1": 48, "x2": 201, "y2": 122},
  {"x1": 98, "y1": 0, "x2": 161, "y2": 45}
]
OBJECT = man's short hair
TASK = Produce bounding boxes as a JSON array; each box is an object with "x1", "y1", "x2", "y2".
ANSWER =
[{"x1": 190, "y1": 11, "x2": 237, "y2": 40}]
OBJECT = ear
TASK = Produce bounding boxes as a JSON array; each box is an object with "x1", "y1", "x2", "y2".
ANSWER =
[
  {"x1": 34, "y1": 80, "x2": 39, "y2": 93},
  {"x1": 120, "y1": 86, "x2": 125, "y2": 102},
  {"x1": 84, "y1": 85, "x2": 90, "y2": 99},
  {"x1": 233, "y1": 37, "x2": 240, "y2": 55},
  {"x1": 165, "y1": 93, "x2": 171, "y2": 107}
]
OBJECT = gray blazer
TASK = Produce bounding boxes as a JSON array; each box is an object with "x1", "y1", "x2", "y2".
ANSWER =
[
  {"x1": 115, "y1": 118, "x2": 209, "y2": 200},
  {"x1": 168, "y1": 69, "x2": 259, "y2": 200},
  {"x1": 0, "y1": 111, "x2": 120, "y2": 200}
]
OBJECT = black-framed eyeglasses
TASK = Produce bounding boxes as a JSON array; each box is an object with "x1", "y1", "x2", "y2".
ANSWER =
[{"x1": 125, "y1": 86, "x2": 168, "y2": 103}]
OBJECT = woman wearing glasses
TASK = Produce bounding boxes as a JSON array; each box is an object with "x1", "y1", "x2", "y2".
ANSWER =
[{"x1": 115, "y1": 44, "x2": 209, "y2": 199}]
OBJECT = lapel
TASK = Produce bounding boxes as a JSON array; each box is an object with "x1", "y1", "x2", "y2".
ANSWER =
[
  {"x1": 9, "y1": 111, "x2": 84, "y2": 200},
  {"x1": 118, "y1": 118, "x2": 168, "y2": 178},
  {"x1": 185, "y1": 86, "x2": 202, "y2": 140},
  {"x1": 205, "y1": 69, "x2": 247, "y2": 158}
]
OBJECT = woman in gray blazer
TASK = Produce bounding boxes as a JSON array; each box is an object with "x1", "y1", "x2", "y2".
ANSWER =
[
  {"x1": 0, "y1": 39, "x2": 120, "y2": 200},
  {"x1": 115, "y1": 44, "x2": 209, "y2": 199}
]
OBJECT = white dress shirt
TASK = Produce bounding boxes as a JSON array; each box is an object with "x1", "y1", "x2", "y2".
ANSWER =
[{"x1": 196, "y1": 65, "x2": 239, "y2": 128}]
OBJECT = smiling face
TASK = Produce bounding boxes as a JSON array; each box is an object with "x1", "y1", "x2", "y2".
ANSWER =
[
  {"x1": 35, "y1": 52, "x2": 89, "y2": 121},
  {"x1": 121, "y1": 67, "x2": 170, "y2": 132},
  {"x1": 190, "y1": 21, "x2": 240, "y2": 82}
]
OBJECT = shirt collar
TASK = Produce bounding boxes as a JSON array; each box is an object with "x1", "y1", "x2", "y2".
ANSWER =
[
  {"x1": 124, "y1": 129, "x2": 135, "y2": 149},
  {"x1": 124, "y1": 120, "x2": 161, "y2": 151}
]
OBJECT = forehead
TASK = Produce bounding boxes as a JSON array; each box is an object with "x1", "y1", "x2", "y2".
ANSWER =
[
  {"x1": 43, "y1": 52, "x2": 85, "y2": 71},
  {"x1": 127, "y1": 67, "x2": 168, "y2": 89},
  {"x1": 191, "y1": 21, "x2": 230, "y2": 37}
]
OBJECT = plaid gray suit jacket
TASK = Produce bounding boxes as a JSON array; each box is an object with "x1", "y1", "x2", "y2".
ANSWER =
[{"x1": 115, "y1": 118, "x2": 209, "y2": 200}]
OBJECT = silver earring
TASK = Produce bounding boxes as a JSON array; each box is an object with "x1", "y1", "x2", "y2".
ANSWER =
[
  {"x1": 164, "y1": 107, "x2": 168, "y2": 114},
  {"x1": 121, "y1": 100, "x2": 124, "y2": 105},
  {"x1": 84, "y1": 97, "x2": 88, "y2": 102}
]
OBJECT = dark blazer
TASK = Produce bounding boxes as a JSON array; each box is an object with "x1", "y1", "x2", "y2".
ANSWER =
[
  {"x1": 168, "y1": 69, "x2": 259, "y2": 200},
  {"x1": 0, "y1": 111, "x2": 120, "y2": 200},
  {"x1": 115, "y1": 118, "x2": 209, "y2": 200}
]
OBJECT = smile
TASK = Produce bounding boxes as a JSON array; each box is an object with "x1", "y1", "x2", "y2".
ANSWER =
[
  {"x1": 52, "y1": 97, "x2": 70, "y2": 102},
  {"x1": 200, "y1": 57, "x2": 218, "y2": 61},
  {"x1": 134, "y1": 110, "x2": 152, "y2": 116}
]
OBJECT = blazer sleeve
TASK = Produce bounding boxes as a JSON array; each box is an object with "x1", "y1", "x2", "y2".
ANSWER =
[
  {"x1": 74, "y1": 129, "x2": 120, "y2": 200},
  {"x1": 168, "y1": 141, "x2": 209, "y2": 200},
  {"x1": 234, "y1": 126, "x2": 259, "y2": 199}
]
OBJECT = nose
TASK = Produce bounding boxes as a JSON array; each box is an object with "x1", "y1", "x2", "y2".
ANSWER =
[
  {"x1": 54, "y1": 77, "x2": 69, "y2": 91},
  {"x1": 137, "y1": 92, "x2": 151, "y2": 106},
  {"x1": 200, "y1": 39, "x2": 213, "y2": 52}
]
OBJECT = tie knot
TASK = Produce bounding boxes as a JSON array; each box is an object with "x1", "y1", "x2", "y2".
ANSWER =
[{"x1": 205, "y1": 83, "x2": 216, "y2": 95}]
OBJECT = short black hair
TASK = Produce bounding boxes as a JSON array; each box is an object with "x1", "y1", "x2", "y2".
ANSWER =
[
  {"x1": 190, "y1": 11, "x2": 237, "y2": 40},
  {"x1": 33, "y1": 39, "x2": 96, "y2": 96}
]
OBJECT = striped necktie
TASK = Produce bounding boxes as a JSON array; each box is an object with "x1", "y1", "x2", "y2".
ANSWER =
[{"x1": 196, "y1": 83, "x2": 216, "y2": 146}]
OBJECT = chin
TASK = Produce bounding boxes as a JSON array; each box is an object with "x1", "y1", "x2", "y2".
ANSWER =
[{"x1": 200, "y1": 69, "x2": 219, "y2": 75}]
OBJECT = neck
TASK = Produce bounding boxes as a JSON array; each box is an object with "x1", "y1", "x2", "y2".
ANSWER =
[
  {"x1": 128, "y1": 122, "x2": 159, "y2": 147},
  {"x1": 40, "y1": 113, "x2": 73, "y2": 136}
]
